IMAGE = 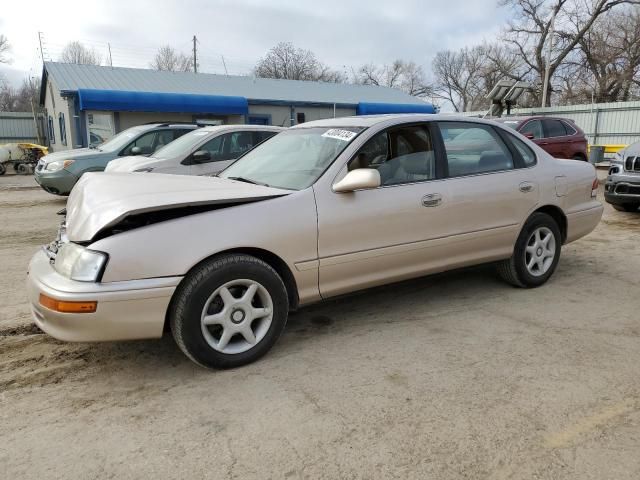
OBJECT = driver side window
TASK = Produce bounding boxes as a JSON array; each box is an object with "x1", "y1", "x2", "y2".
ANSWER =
[{"x1": 348, "y1": 125, "x2": 435, "y2": 186}]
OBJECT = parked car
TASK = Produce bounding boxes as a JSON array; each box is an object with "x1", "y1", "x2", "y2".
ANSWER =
[
  {"x1": 34, "y1": 123, "x2": 199, "y2": 195},
  {"x1": 27, "y1": 115, "x2": 602, "y2": 369},
  {"x1": 105, "y1": 125, "x2": 283, "y2": 176},
  {"x1": 494, "y1": 116, "x2": 588, "y2": 161},
  {"x1": 605, "y1": 142, "x2": 640, "y2": 212}
]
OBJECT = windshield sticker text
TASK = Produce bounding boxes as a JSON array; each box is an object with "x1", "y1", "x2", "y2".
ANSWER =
[{"x1": 322, "y1": 129, "x2": 357, "y2": 142}]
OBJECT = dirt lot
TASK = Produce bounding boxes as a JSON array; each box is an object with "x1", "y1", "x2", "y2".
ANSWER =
[{"x1": 1, "y1": 172, "x2": 639, "y2": 479}]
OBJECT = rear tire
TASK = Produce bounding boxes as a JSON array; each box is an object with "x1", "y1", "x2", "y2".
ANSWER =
[
  {"x1": 170, "y1": 254, "x2": 289, "y2": 369},
  {"x1": 572, "y1": 155, "x2": 587, "y2": 162},
  {"x1": 497, "y1": 212, "x2": 562, "y2": 288},
  {"x1": 612, "y1": 203, "x2": 639, "y2": 212},
  {"x1": 0, "y1": 163, "x2": 5, "y2": 175}
]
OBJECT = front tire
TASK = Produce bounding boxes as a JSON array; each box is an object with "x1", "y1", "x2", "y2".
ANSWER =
[
  {"x1": 497, "y1": 212, "x2": 562, "y2": 288},
  {"x1": 170, "y1": 254, "x2": 289, "y2": 369},
  {"x1": 612, "y1": 203, "x2": 639, "y2": 212}
]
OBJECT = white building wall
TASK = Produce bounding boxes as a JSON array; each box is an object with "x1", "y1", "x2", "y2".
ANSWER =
[
  {"x1": 43, "y1": 77, "x2": 75, "y2": 152},
  {"x1": 248, "y1": 104, "x2": 356, "y2": 127}
]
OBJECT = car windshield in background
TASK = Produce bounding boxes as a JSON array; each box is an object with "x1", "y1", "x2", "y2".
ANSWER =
[
  {"x1": 219, "y1": 127, "x2": 364, "y2": 190},
  {"x1": 152, "y1": 129, "x2": 211, "y2": 159},
  {"x1": 95, "y1": 126, "x2": 148, "y2": 152}
]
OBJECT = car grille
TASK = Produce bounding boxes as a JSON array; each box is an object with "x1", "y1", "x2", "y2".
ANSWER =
[
  {"x1": 624, "y1": 156, "x2": 640, "y2": 172},
  {"x1": 614, "y1": 183, "x2": 640, "y2": 196}
]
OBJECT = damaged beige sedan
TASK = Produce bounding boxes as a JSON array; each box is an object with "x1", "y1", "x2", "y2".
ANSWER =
[{"x1": 27, "y1": 115, "x2": 603, "y2": 368}]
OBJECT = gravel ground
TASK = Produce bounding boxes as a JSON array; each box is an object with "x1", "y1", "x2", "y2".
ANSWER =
[{"x1": 1, "y1": 171, "x2": 639, "y2": 480}]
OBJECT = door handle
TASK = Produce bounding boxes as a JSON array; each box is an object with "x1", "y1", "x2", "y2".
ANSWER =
[
  {"x1": 519, "y1": 182, "x2": 535, "y2": 193},
  {"x1": 422, "y1": 193, "x2": 442, "y2": 207}
]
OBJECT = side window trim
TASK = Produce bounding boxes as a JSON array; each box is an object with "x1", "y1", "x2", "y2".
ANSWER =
[
  {"x1": 494, "y1": 127, "x2": 526, "y2": 169},
  {"x1": 562, "y1": 121, "x2": 577, "y2": 136}
]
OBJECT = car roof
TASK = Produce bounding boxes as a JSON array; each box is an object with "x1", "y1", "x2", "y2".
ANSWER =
[
  {"x1": 493, "y1": 115, "x2": 576, "y2": 124},
  {"x1": 197, "y1": 125, "x2": 285, "y2": 133},
  {"x1": 291, "y1": 113, "x2": 509, "y2": 129}
]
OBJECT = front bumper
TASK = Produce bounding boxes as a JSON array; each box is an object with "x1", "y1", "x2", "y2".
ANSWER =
[
  {"x1": 34, "y1": 168, "x2": 79, "y2": 195},
  {"x1": 604, "y1": 172, "x2": 640, "y2": 205},
  {"x1": 27, "y1": 249, "x2": 181, "y2": 342}
]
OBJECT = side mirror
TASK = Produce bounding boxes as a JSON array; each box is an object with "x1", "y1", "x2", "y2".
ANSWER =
[
  {"x1": 333, "y1": 168, "x2": 381, "y2": 193},
  {"x1": 524, "y1": 133, "x2": 535, "y2": 140},
  {"x1": 192, "y1": 150, "x2": 211, "y2": 163},
  {"x1": 130, "y1": 146, "x2": 143, "y2": 155}
]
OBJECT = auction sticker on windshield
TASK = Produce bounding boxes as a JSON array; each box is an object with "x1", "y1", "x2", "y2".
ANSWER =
[{"x1": 322, "y1": 129, "x2": 357, "y2": 142}]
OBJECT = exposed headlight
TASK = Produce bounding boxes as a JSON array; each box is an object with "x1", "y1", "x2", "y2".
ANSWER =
[
  {"x1": 54, "y1": 243, "x2": 108, "y2": 282},
  {"x1": 45, "y1": 159, "x2": 75, "y2": 172},
  {"x1": 133, "y1": 167, "x2": 154, "y2": 172}
]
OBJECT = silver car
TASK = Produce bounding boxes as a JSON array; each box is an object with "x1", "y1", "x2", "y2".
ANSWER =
[
  {"x1": 605, "y1": 143, "x2": 640, "y2": 212},
  {"x1": 27, "y1": 115, "x2": 603, "y2": 368},
  {"x1": 105, "y1": 125, "x2": 283, "y2": 176}
]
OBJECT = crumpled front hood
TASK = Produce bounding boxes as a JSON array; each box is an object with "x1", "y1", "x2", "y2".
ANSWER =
[
  {"x1": 40, "y1": 148, "x2": 105, "y2": 164},
  {"x1": 66, "y1": 172, "x2": 291, "y2": 241}
]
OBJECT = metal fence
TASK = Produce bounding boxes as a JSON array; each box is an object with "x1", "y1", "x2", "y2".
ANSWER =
[
  {"x1": 0, "y1": 112, "x2": 40, "y2": 144},
  {"x1": 462, "y1": 100, "x2": 640, "y2": 148}
]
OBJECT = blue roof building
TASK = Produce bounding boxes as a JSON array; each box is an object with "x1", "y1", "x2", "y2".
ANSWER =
[{"x1": 40, "y1": 62, "x2": 436, "y2": 151}]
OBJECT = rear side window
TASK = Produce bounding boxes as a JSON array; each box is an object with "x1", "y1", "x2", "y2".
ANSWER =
[
  {"x1": 562, "y1": 122, "x2": 577, "y2": 136},
  {"x1": 252, "y1": 130, "x2": 278, "y2": 145},
  {"x1": 520, "y1": 120, "x2": 543, "y2": 139},
  {"x1": 509, "y1": 134, "x2": 537, "y2": 167},
  {"x1": 543, "y1": 119, "x2": 567, "y2": 138},
  {"x1": 173, "y1": 129, "x2": 192, "y2": 140},
  {"x1": 439, "y1": 122, "x2": 514, "y2": 177},
  {"x1": 349, "y1": 124, "x2": 435, "y2": 186}
]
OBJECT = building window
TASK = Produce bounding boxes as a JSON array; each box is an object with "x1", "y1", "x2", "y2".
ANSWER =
[
  {"x1": 296, "y1": 112, "x2": 306, "y2": 124},
  {"x1": 58, "y1": 113, "x2": 67, "y2": 146},
  {"x1": 48, "y1": 116, "x2": 55, "y2": 144}
]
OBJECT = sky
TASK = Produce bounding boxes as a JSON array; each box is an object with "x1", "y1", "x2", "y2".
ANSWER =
[{"x1": 0, "y1": 0, "x2": 508, "y2": 88}]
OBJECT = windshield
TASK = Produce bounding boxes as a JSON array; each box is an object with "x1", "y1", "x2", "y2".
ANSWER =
[
  {"x1": 152, "y1": 129, "x2": 212, "y2": 159},
  {"x1": 219, "y1": 127, "x2": 364, "y2": 190},
  {"x1": 95, "y1": 126, "x2": 149, "y2": 152}
]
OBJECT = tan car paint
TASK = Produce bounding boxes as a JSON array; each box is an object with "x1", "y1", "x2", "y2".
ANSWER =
[{"x1": 28, "y1": 114, "x2": 603, "y2": 343}]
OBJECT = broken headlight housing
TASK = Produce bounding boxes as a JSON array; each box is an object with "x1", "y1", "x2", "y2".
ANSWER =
[{"x1": 54, "y1": 243, "x2": 108, "y2": 282}]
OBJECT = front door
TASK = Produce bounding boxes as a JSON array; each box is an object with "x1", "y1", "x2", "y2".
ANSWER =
[{"x1": 315, "y1": 123, "x2": 452, "y2": 298}]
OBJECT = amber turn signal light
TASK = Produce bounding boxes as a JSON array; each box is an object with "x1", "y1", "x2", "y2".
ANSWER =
[{"x1": 39, "y1": 294, "x2": 97, "y2": 313}]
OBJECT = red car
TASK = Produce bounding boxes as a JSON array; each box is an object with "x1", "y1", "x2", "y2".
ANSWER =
[{"x1": 494, "y1": 116, "x2": 589, "y2": 161}]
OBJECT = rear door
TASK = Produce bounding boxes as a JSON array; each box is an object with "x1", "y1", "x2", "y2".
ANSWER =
[
  {"x1": 541, "y1": 119, "x2": 570, "y2": 158},
  {"x1": 434, "y1": 121, "x2": 541, "y2": 259}
]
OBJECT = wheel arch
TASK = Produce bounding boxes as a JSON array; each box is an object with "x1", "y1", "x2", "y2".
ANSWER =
[
  {"x1": 531, "y1": 205, "x2": 567, "y2": 243},
  {"x1": 164, "y1": 247, "x2": 300, "y2": 332}
]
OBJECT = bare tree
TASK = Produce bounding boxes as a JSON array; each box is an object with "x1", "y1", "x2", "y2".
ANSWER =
[
  {"x1": 0, "y1": 78, "x2": 40, "y2": 112},
  {"x1": 354, "y1": 60, "x2": 434, "y2": 97},
  {"x1": 59, "y1": 41, "x2": 101, "y2": 65},
  {"x1": 501, "y1": 0, "x2": 639, "y2": 105},
  {"x1": 565, "y1": 6, "x2": 640, "y2": 103},
  {"x1": 254, "y1": 42, "x2": 345, "y2": 82},
  {"x1": 150, "y1": 45, "x2": 194, "y2": 72},
  {"x1": 432, "y1": 46, "x2": 494, "y2": 111},
  {"x1": 0, "y1": 34, "x2": 10, "y2": 63}
]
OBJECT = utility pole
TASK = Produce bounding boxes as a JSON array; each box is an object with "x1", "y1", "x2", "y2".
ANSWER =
[
  {"x1": 192, "y1": 35, "x2": 198, "y2": 73},
  {"x1": 221, "y1": 55, "x2": 228, "y2": 75},
  {"x1": 541, "y1": 9, "x2": 557, "y2": 108},
  {"x1": 108, "y1": 43, "x2": 113, "y2": 67},
  {"x1": 37, "y1": 32, "x2": 45, "y2": 63}
]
